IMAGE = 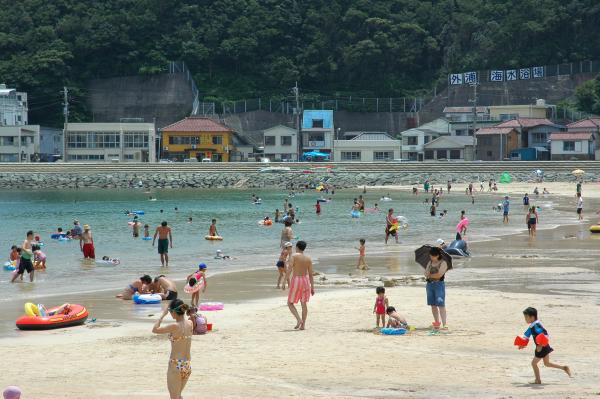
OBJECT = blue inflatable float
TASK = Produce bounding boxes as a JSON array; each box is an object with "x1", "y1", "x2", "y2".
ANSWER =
[
  {"x1": 380, "y1": 328, "x2": 407, "y2": 335},
  {"x1": 141, "y1": 236, "x2": 152, "y2": 241},
  {"x1": 351, "y1": 210, "x2": 361, "y2": 218},
  {"x1": 50, "y1": 233, "x2": 67, "y2": 239},
  {"x1": 133, "y1": 293, "x2": 162, "y2": 304}
]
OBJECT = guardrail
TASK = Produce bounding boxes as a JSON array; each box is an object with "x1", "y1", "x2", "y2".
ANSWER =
[{"x1": 0, "y1": 161, "x2": 599, "y2": 174}]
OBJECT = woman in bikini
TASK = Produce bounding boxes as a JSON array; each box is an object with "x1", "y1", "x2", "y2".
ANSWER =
[
  {"x1": 153, "y1": 299, "x2": 194, "y2": 399},
  {"x1": 116, "y1": 275, "x2": 152, "y2": 299}
]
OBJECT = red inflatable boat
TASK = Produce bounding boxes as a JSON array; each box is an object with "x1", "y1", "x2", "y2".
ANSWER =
[{"x1": 16, "y1": 304, "x2": 89, "y2": 330}]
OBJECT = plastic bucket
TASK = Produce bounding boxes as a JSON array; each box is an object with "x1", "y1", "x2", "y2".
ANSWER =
[{"x1": 206, "y1": 323, "x2": 213, "y2": 331}]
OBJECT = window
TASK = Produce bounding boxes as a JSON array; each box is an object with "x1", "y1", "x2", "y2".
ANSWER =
[
  {"x1": 124, "y1": 154, "x2": 135, "y2": 160},
  {"x1": 21, "y1": 136, "x2": 30, "y2": 145},
  {"x1": 407, "y1": 136, "x2": 418, "y2": 145},
  {"x1": 563, "y1": 141, "x2": 575, "y2": 151},
  {"x1": 0, "y1": 136, "x2": 15, "y2": 146},
  {"x1": 455, "y1": 129, "x2": 467, "y2": 136},
  {"x1": 67, "y1": 154, "x2": 105, "y2": 160},
  {"x1": 424, "y1": 150, "x2": 434, "y2": 160},
  {"x1": 450, "y1": 150, "x2": 461, "y2": 159},
  {"x1": 264, "y1": 136, "x2": 276, "y2": 146},
  {"x1": 212, "y1": 135, "x2": 223, "y2": 145},
  {"x1": 532, "y1": 133, "x2": 546, "y2": 144},
  {"x1": 499, "y1": 113, "x2": 519, "y2": 121},
  {"x1": 312, "y1": 119, "x2": 324, "y2": 128},
  {"x1": 67, "y1": 132, "x2": 120, "y2": 148},
  {"x1": 0, "y1": 154, "x2": 18, "y2": 162},
  {"x1": 487, "y1": 151, "x2": 493, "y2": 157},
  {"x1": 281, "y1": 136, "x2": 292, "y2": 146},
  {"x1": 374, "y1": 151, "x2": 393, "y2": 161},
  {"x1": 424, "y1": 136, "x2": 430, "y2": 144},
  {"x1": 124, "y1": 132, "x2": 149, "y2": 148},
  {"x1": 341, "y1": 151, "x2": 361, "y2": 161},
  {"x1": 436, "y1": 150, "x2": 448, "y2": 159},
  {"x1": 168, "y1": 136, "x2": 199, "y2": 145}
]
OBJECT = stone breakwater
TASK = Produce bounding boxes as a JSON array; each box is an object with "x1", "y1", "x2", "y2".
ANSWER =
[{"x1": 0, "y1": 170, "x2": 586, "y2": 189}]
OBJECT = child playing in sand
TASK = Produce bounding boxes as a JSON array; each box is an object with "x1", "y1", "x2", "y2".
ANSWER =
[
  {"x1": 143, "y1": 224, "x2": 150, "y2": 238},
  {"x1": 32, "y1": 244, "x2": 46, "y2": 270},
  {"x1": 356, "y1": 239, "x2": 368, "y2": 270},
  {"x1": 185, "y1": 263, "x2": 207, "y2": 307},
  {"x1": 386, "y1": 306, "x2": 408, "y2": 329},
  {"x1": 187, "y1": 306, "x2": 208, "y2": 335},
  {"x1": 373, "y1": 287, "x2": 389, "y2": 327},
  {"x1": 517, "y1": 307, "x2": 571, "y2": 384}
]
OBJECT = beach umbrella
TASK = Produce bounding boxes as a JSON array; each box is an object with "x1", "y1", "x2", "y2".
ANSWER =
[
  {"x1": 572, "y1": 169, "x2": 585, "y2": 176},
  {"x1": 414, "y1": 245, "x2": 453, "y2": 270}
]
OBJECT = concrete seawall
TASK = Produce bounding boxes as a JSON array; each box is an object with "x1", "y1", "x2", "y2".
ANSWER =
[{"x1": 0, "y1": 162, "x2": 595, "y2": 189}]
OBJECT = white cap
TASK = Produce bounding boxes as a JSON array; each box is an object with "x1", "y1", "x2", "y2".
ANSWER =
[
  {"x1": 436, "y1": 238, "x2": 445, "y2": 245},
  {"x1": 284, "y1": 242, "x2": 293, "y2": 247}
]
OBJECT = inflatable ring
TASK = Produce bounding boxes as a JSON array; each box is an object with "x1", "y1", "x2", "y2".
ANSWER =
[
  {"x1": 380, "y1": 328, "x2": 407, "y2": 335},
  {"x1": 205, "y1": 235, "x2": 223, "y2": 241},
  {"x1": 50, "y1": 233, "x2": 67, "y2": 239},
  {"x1": 351, "y1": 210, "x2": 361, "y2": 218},
  {"x1": 199, "y1": 302, "x2": 224, "y2": 311},
  {"x1": 132, "y1": 210, "x2": 145, "y2": 215},
  {"x1": 590, "y1": 225, "x2": 600, "y2": 233},
  {"x1": 24, "y1": 302, "x2": 41, "y2": 317},
  {"x1": 184, "y1": 281, "x2": 204, "y2": 294},
  {"x1": 133, "y1": 293, "x2": 162, "y2": 304},
  {"x1": 4, "y1": 261, "x2": 16, "y2": 271},
  {"x1": 142, "y1": 236, "x2": 152, "y2": 240},
  {"x1": 259, "y1": 220, "x2": 273, "y2": 226}
]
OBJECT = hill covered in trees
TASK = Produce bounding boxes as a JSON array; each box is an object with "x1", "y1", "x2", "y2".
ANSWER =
[{"x1": 1, "y1": 0, "x2": 599, "y2": 125}]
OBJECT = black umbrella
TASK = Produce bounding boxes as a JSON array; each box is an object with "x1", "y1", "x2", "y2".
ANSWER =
[{"x1": 414, "y1": 245, "x2": 453, "y2": 270}]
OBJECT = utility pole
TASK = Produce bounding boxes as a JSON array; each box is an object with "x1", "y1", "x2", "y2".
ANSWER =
[
  {"x1": 469, "y1": 82, "x2": 478, "y2": 160},
  {"x1": 292, "y1": 82, "x2": 301, "y2": 161},
  {"x1": 62, "y1": 86, "x2": 69, "y2": 162}
]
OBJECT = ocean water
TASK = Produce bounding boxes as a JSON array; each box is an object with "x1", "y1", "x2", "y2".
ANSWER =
[{"x1": 0, "y1": 188, "x2": 571, "y2": 303}]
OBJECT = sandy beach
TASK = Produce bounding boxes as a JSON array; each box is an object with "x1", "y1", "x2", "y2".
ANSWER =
[
  {"x1": 1, "y1": 284, "x2": 598, "y2": 398},
  {"x1": 2, "y1": 180, "x2": 600, "y2": 398}
]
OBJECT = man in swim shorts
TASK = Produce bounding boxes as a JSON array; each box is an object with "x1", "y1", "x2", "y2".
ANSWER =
[
  {"x1": 80, "y1": 224, "x2": 95, "y2": 260},
  {"x1": 284, "y1": 240, "x2": 314, "y2": 330},
  {"x1": 11, "y1": 230, "x2": 35, "y2": 283},
  {"x1": 153, "y1": 221, "x2": 173, "y2": 267},
  {"x1": 153, "y1": 275, "x2": 178, "y2": 300}
]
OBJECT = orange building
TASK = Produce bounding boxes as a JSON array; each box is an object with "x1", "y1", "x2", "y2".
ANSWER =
[{"x1": 161, "y1": 117, "x2": 234, "y2": 161}]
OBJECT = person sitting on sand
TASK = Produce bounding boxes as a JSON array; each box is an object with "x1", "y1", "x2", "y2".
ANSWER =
[
  {"x1": 436, "y1": 238, "x2": 447, "y2": 250},
  {"x1": 386, "y1": 306, "x2": 408, "y2": 329},
  {"x1": 187, "y1": 306, "x2": 208, "y2": 335},
  {"x1": 116, "y1": 275, "x2": 153, "y2": 299},
  {"x1": 154, "y1": 275, "x2": 178, "y2": 300},
  {"x1": 152, "y1": 299, "x2": 193, "y2": 399}
]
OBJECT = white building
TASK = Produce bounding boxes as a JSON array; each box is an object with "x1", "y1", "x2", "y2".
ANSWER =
[
  {"x1": 0, "y1": 125, "x2": 40, "y2": 162},
  {"x1": 65, "y1": 122, "x2": 156, "y2": 162},
  {"x1": 39, "y1": 126, "x2": 63, "y2": 161},
  {"x1": 423, "y1": 135, "x2": 475, "y2": 161},
  {"x1": 550, "y1": 132, "x2": 594, "y2": 160},
  {"x1": 333, "y1": 132, "x2": 401, "y2": 162},
  {"x1": 263, "y1": 125, "x2": 298, "y2": 161},
  {"x1": 0, "y1": 84, "x2": 28, "y2": 126},
  {"x1": 400, "y1": 118, "x2": 450, "y2": 161}
]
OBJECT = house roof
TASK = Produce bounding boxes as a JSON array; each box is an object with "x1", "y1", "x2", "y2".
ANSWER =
[
  {"x1": 496, "y1": 118, "x2": 558, "y2": 129},
  {"x1": 424, "y1": 135, "x2": 474, "y2": 149},
  {"x1": 476, "y1": 127, "x2": 516, "y2": 135},
  {"x1": 263, "y1": 124, "x2": 296, "y2": 134},
  {"x1": 566, "y1": 118, "x2": 600, "y2": 129},
  {"x1": 443, "y1": 106, "x2": 488, "y2": 113},
  {"x1": 351, "y1": 132, "x2": 397, "y2": 141},
  {"x1": 162, "y1": 117, "x2": 233, "y2": 132},
  {"x1": 549, "y1": 132, "x2": 593, "y2": 141},
  {"x1": 401, "y1": 118, "x2": 449, "y2": 135}
]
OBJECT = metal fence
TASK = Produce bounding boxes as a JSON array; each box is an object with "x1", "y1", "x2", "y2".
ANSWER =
[
  {"x1": 218, "y1": 96, "x2": 426, "y2": 115},
  {"x1": 168, "y1": 61, "x2": 201, "y2": 115}
]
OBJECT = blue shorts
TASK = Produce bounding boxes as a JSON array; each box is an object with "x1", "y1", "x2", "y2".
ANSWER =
[
  {"x1": 503, "y1": 211, "x2": 509, "y2": 216},
  {"x1": 426, "y1": 281, "x2": 446, "y2": 307}
]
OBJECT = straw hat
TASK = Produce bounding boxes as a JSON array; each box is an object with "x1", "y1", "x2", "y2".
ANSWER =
[{"x1": 83, "y1": 224, "x2": 90, "y2": 230}]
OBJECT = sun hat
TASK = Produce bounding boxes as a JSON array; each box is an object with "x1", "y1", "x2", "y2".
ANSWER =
[
  {"x1": 284, "y1": 241, "x2": 293, "y2": 247},
  {"x1": 436, "y1": 238, "x2": 445, "y2": 245},
  {"x1": 3, "y1": 386, "x2": 22, "y2": 399},
  {"x1": 83, "y1": 224, "x2": 90, "y2": 230}
]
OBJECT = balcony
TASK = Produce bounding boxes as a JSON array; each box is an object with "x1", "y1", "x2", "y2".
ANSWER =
[{"x1": 304, "y1": 140, "x2": 326, "y2": 148}]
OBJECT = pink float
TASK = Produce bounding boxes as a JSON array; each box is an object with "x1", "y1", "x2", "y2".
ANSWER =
[{"x1": 199, "y1": 302, "x2": 224, "y2": 311}]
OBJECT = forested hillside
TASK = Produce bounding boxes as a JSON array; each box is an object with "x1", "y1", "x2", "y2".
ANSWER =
[{"x1": 1, "y1": 0, "x2": 599, "y2": 125}]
